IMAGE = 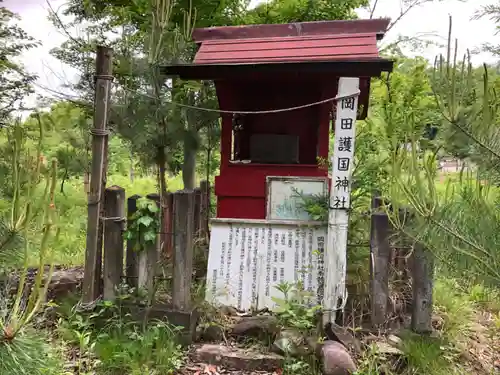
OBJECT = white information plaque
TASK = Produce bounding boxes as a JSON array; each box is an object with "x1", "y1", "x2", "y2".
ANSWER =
[{"x1": 206, "y1": 219, "x2": 327, "y2": 311}]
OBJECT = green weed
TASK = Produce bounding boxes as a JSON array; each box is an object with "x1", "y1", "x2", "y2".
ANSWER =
[
  {"x1": 433, "y1": 278, "x2": 474, "y2": 340},
  {"x1": 355, "y1": 343, "x2": 399, "y2": 375},
  {"x1": 272, "y1": 281, "x2": 321, "y2": 334},
  {"x1": 466, "y1": 283, "x2": 500, "y2": 312},
  {"x1": 403, "y1": 333, "x2": 466, "y2": 375},
  {"x1": 55, "y1": 293, "x2": 185, "y2": 375},
  {"x1": 271, "y1": 282, "x2": 322, "y2": 375},
  {"x1": 94, "y1": 321, "x2": 183, "y2": 375}
]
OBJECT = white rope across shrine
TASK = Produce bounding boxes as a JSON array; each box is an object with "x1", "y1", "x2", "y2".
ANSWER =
[
  {"x1": 22, "y1": 67, "x2": 361, "y2": 116},
  {"x1": 117, "y1": 84, "x2": 361, "y2": 115}
]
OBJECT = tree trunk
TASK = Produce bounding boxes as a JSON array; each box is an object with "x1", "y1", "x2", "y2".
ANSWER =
[
  {"x1": 182, "y1": 142, "x2": 196, "y2": 190},
  {"x1": 156, "y1": 146, "x2": 169, "y2": 271},
  {"x1": 182, "y1": 89, "x2": 198, "y2": 191},
  {"x1": 129, "y1": 150, "x2": 134, "y2": 183}
]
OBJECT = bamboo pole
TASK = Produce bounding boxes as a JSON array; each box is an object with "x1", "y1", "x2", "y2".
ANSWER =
[{"x1": 82, "y1": 46, "x2": 113, "y2": 304}]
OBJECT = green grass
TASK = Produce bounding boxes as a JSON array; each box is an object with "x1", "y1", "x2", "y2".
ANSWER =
[
  {"x1": 355, "y1": 276, "x2": 498, "y2": 375},
  {"x1": 401, "y1": 334, "x2": 462, "y2": 375},
  {"x1": 433, "y1": 278, "x2": 474, "y2": 341},
  {"x1": 1, "y1": 168, "x2": 203, "y2": 265},
  {"x1": 466, "y1": 283, "x2": 500, "y2": 312},
  {"x1": 16, "y1": 173, "x2": 186, "y2": 265}
]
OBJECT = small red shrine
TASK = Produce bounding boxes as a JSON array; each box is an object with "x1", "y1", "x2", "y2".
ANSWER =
[
  {"x1": 163, "y1": 18, "x2": 393, "y2": 312},
  {"x1": 163, "y1": 18, "x2": 393, "y2": 220}
]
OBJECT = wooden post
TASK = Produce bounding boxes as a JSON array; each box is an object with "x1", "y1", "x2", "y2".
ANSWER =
[
  {"x1": 163, "y1": 192, "x2": 174, "y2": 259},
  {"x1": 83, "y1": 171, "x2": 90, "y2": 195},
  {"x1": 146, "y1": 193, "x2": 162, "y2": 276},
  {"x1": 193, "y1": 188, "x2": 202, "y2": 238},
  {"x1": 370, "y1": 194, "x2": 391, "y2": 328},
  {"x1": 103, "y1": 186, "x2": 125, "y2": 300},
  {"x1": 137, "y1": 240, "x2": 157, "y2": 296},
  {"x1": 137, "y1": 194, "x2": 160, "y2": 297},
  {"x1": 172, "y1": 190, "x2": 195, "y2": 311},
  {"x1": 412, "y1": 242, "x2": 434, "y2": 333},
  {"x1": 126, "y1": 194, "x2": 141, "y2": 288},
  {"x1": 82, "y1": 46, "x2": 113, "y2": 304},
  {"x1": 199, "y1": 180, "x2": 209, "y2": 241}
]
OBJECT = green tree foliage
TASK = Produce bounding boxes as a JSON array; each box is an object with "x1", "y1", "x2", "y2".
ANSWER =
[
  {"x1": 474, "y1": 3, "x2": 500, "y2": 56},
  {"x1": 380, "y1": 19, "x2": 500, "y2": 287},
  {"x1": 0, "y1": 3, "x2": 38, "y2": 124},
  {"x1": 49, "y1": 0, "x2": 229, "y2": 189},
  {"x1": 369, "y1": 57, "x2": 440, "y2": 149},
  {"x1": 244, "y1": 0, "x2": 367, "y2": 24},
  {"x1": 25, "y1": 103, "x2": 90, "y2": 176}
]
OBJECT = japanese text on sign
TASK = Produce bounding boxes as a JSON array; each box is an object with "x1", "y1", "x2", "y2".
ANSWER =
[
  {"x1": 331, "y1": 94, "x2": 358, "y2": 210},
  {"x1": 205, "y1": 221, "x2": 328, "y2": 311}
]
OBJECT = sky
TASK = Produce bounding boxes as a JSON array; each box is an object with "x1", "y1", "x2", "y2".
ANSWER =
[{"x1": 3, "y1": 0, "x2": 500, "y2": 108}]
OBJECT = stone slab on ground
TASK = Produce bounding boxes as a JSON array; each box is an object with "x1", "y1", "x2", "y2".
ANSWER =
[
  {"x1": 326, "y1": 323, "x2": 362, "y2": 354},
  {"x1": 191, "y1": 344, "x2": 283, "y2": 372},
  {"x1": 231, "y1": 315, "x2": 279, "y2": 338},
  {"x1": 321, "y1": 341, "x2": 357, "y2": 375}
]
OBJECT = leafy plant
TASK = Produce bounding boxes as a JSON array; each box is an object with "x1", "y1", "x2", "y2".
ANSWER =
[
  {"x1": 124, "y1": 197, "x2": 159, "y2": 252},
  {"x1": 272, "y1": 281, "x2": 320, "y2": 334},
  {"x1": 56, "y1": 290, "x2": 184, "y2": 375},
  {"x1": 293, "y1": 190, "x2": 329, "y2": 222},
  {"x1": 283, "y1": 358, "x2": 315, "y2": 375},
  {"x1": 94, "y1": 320, "x2": 183, "y2": 375}
]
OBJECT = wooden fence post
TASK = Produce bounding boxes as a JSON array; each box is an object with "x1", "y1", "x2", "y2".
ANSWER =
[
  {"x1": 411, "y1": 242, "x2": 434, "y2": 333},
  {"x1": 137, "y1": 194, "x2": 159, "y2": 297},
  {"x1": 163, "y1": 192, "x2": 174, "y2": 259},
  {"x1": 126, "y1": 194, "x2": 141, "y2": 288},
  {"x1": 83, "y1": 46, "x2": 113, "y2": 304},
  {"x1": 370, "y1": 195, "x2": 391, "y2": 328},
  {"x1": 172, "y1": 190, "x2": 195, "y2": 311},
  {"x1": 199, "y1": 180, "x2": 209, "y2": 241},
  {"x1": 193, "y1": 188, "x2": 202, "y2": 238},
  {"x1": 103, "y1": 186, "x2": 125, "y2": 300},
  {"x1": 137, "y1": 240, "x2": 157, "y2": 297},
  {"x1": 146, "y1": 193, "x2": 162, "y2": 276}
]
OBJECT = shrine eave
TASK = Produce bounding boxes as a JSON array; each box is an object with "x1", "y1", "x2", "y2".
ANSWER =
[
  {"x1": 160, "y1": 58, "x2": 394, "y2": 80},
  {"x1": 191, "y1": 18, "x2": 391, "y2": 42}
]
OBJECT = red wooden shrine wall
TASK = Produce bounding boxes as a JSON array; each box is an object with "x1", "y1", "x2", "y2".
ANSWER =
[{"x1": 214, "y1": 77, "x2": 337, "y2": 220}]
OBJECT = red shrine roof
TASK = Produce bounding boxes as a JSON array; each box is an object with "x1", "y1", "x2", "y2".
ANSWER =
[
  {"x1": 192, "y1": 19, "x2": 389, "y2": 65},
  {"x1": 193, "y1": 33, "x2": 380, "y2": 64},
  {"x1": 162, "y1": 19, "x2": 392, "y2": 79}
]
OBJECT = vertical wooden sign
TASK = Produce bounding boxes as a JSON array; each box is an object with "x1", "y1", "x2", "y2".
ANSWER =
[{"x1": 323, "y1": 77, "x2": 360, "y2": 325}]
